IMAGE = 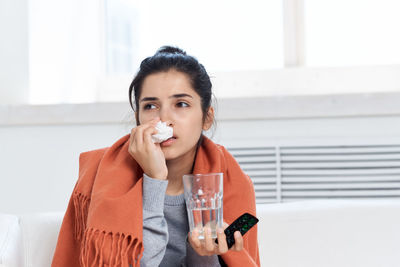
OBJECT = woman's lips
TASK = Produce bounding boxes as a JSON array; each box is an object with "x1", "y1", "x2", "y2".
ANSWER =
[{"x1": 160, "y1": 137, "x2": 177, "y2": 147}]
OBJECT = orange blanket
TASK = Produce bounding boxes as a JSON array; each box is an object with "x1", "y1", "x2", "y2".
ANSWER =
[{"x1": 52, "y1": 133, "x2": 259, "y2": 266}]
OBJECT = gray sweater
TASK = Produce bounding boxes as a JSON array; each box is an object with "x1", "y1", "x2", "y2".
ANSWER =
[{"x1": 139, "y1": 174, "x2": 221, "y2": 267}]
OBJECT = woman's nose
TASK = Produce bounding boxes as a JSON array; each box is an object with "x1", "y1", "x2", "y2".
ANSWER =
[{"x1": 159, "y1": 107, "x2": 173, "y2": 127}]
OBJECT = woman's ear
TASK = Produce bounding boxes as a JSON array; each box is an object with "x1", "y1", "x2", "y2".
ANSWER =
[{"x1": 202, "y1": 107, "x2": 214, "y2": 131}]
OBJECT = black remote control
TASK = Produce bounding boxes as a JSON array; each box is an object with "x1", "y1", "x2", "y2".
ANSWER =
[{"x1": 215, "y1": 212, "x2": 259, "y2": 249}]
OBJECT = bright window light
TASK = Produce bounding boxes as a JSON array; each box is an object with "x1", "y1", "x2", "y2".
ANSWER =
[
  {"x1": 304, "y1": 0, "x2": 400, "y2": 67},
  {"x1": 105, "y1": 0, "x2": 284, "y2": 74}
]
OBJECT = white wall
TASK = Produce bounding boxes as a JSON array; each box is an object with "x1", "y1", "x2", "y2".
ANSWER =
[{"x1": 2, "y1": 93, "x2": 400, "y2": 214}]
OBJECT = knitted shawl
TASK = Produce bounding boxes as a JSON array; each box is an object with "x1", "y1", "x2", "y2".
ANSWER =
[{"x1": 51, "y1": 133, "x2": 260, "y2": 266}]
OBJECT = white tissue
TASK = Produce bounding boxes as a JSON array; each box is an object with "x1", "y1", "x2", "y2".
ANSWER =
[{"x1": 151, "y1": 121, "x2": 173, "y2": 143}]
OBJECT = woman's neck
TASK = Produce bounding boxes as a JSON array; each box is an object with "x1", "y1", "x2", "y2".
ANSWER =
[{"x1": 165, "y1": 146, "x2": 197, "y2": 196}]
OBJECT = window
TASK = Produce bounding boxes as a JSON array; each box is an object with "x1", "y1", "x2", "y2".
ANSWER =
[
  {"x1": 29, "y1": 0, "x2": 103, "y2": 104},
  {"x1": 105, "y1": 0, "x2": 138, "y2": 75},
  {"x1": 25, "y1": 0, "x2": 400, "y2": 104},
  {"x1": 305, "y1": 0, "x2": 400, "y2": 67},
  {"x1": 105, "y1": 0, "x2": 283, "y2": 74}
]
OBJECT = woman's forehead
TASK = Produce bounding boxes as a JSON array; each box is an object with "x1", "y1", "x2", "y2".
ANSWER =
[{"x1": 141, "y1": 71, "x2": 198, "y2": 99}]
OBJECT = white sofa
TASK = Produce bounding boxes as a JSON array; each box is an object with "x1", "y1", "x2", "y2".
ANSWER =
[
  {"x1": 0, "y1": 212, "x2": 63, "y2": 267},
  {"x1": 257, "y1": 199, "x2": 400, "y2": 267},
  {"x1": 1, "y1": 200, "x2": 400, "y2": 267}
]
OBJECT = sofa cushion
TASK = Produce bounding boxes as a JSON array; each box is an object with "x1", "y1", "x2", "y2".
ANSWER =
[
  {"x1": 0, "y1": 213, "x2": 22, "y2": 267},
  {"x1": 19, "y1": 212, "x2": 63, "y2": 267}
]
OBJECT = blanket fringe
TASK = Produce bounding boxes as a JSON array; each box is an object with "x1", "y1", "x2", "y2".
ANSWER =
[
  {"x1": 73, "y1": 192, "x2": 90, "y2": 241},
  {"x1": 72, "y1": 192, "x2": 143, "y2": 266},
  {"x1": 80, "y1": 227, "x2": 143, "y2": 267}
]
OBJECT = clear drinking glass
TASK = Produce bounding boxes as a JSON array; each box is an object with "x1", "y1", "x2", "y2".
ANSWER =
[{"x1": 183, "y1": 173, "x2": 223, "y2": 240}]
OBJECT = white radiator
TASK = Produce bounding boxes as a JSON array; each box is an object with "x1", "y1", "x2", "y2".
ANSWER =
[{"x1": 227, "y1": 144, "x2": 400, "y2": 203}]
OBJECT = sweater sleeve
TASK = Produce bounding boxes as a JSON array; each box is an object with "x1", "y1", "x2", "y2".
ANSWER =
[
  {"x1": 140, "y1": 174, "x2": 220, "y2": 267},
  {"x1": 140, "y1": 174, "x2": 169, "y2": 267}
]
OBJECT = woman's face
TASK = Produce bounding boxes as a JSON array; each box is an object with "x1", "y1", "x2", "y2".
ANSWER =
[{"x1": 137, "y1": 69, "x2": 213, "y2": 161}]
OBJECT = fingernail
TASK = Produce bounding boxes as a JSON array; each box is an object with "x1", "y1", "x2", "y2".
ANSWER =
[{"x1": 218, "y1": 228, "x2": 224, "y2": 234}]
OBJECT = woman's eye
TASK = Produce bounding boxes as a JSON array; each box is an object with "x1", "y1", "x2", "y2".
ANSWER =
[
  {"x1": 177, "y1": 102, "x2": 189, "y2": 108},
  {"x1": 143, "y1": 104, "x2": 156, "y2": 110}
]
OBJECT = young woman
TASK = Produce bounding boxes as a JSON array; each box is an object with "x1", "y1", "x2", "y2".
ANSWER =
[{"x1": 52, "y1": 46, "x2": 259, "y2": 267}]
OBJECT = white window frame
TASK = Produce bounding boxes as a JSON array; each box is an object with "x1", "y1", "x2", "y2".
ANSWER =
[{"x1": 96, "y1": 0, "x2": 400, "y2": 102}]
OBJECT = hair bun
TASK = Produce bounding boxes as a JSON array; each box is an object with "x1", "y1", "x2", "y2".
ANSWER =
[{"x1": 156, "y1": 45, "x2": 187, "y2": 55}]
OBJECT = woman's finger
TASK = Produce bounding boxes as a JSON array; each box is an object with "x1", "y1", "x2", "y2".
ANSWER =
[
  {"x1": 216, "y1": 227, "x2": 228, "y2": 254},
  {"x1": 133, "y1": 125, "x2": 146, "y2": 148},
  {"x1": 189, "y1": 229, "x2": 201, "y2": 250},
  {"x1": 204, "y1": 227, "x2": 214, "y2": 253},
  {"x1": 129, "y1": 128, "x2": 138, "y2": 153},
  {"x1": 232, "y1": 231, "x2": 243, "y2": 251},
  {"x1": 134, "y1": 121, "x2": 157, "y2": 148},
  {"x1": 130, "y1": 128, "x2": 136, "y2": 143},
  {"x1": 143, "y1": 125, "x2": 158, "y2": 147}
]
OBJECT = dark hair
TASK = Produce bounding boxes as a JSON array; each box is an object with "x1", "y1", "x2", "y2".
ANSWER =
[{"x1": 128, "y1": 45, "x2": 215, "y2": 129}]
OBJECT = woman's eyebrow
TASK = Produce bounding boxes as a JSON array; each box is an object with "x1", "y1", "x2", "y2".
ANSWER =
[{"x1": 140, "y1": 93, "x2": 193, "y2": 103}]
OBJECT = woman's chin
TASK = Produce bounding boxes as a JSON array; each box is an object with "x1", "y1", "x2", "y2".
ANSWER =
[
  {"x1": 160, "y1": 148, "x2": 174, "y2": 160},
  {"x1": 163, "y1": 148, "x2": 186, "y2": 162}
]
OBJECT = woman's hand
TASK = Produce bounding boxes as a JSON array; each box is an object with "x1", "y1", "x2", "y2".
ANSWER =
[
  {"x1": 188, "y1": 222, "x2": 244, "y2": 256},
  {"x1": 128, "y1": 117, "x2": 168, "y2": 180}
]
